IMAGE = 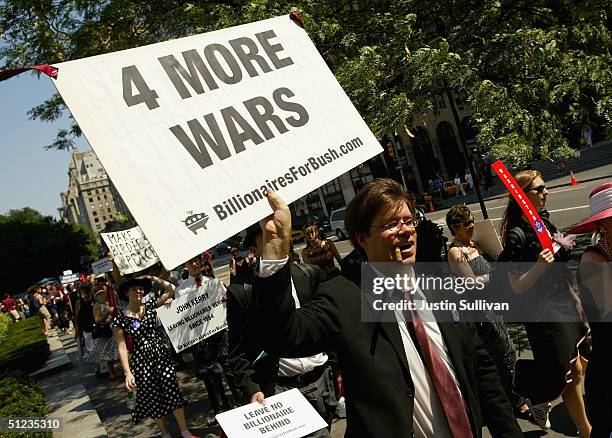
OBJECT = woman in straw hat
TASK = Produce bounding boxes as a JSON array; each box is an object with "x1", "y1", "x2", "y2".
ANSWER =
[
  {"x1": 569, "y1": 181, "x2": 612, "y2": 438},
  {"x1": 112, "y1": 276, "x2": 199, "y2": 438},
  {"x1": 498, "y1": 169, "x2": 591, "y2": 436}
]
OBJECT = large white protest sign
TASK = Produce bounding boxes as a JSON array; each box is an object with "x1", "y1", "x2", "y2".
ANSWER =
[
  {"x1": 156, "y1": 277, "x2": 227, "y2": 352},
  {"x1": 91, "y1": 257, "x2": 113, "y2": 275},
  {"x1": 52, "y1": 14, "x2": 383, "y2": 268},
  {"x1": 101, "y1": 226, "x2": 160, "y2": 275},
  {"x1": 217, "y1": 388, "x2": 327, "y2": 438}
]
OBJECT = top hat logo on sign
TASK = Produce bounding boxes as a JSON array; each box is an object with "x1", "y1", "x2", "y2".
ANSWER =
[{"x1": 182, "y1": 211, "x2": 210, "y2": 235}]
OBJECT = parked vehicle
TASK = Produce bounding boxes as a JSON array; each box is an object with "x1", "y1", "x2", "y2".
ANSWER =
[{"x1": 329, "y1": 207, "x2": 347, "y2": 240}]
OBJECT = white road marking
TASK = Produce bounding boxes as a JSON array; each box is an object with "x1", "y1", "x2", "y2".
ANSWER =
[
  {"x1": 550, "y1": 186, "x2": 588, "y2": 194},
  {"x1": 471, "y1": 205, "x2": 507, "y2": 214}
]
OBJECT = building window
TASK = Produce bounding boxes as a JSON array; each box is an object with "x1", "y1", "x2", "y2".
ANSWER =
[
  {"x1": 94, "y1": 218, "x2": 100, "y2": 223},
  {"x1": 103, "y1": 216, "x2": 107, "y2": 220},
  {"x1": 104, "y1": 195, "x2": 108, "y2": 199},
  {"x1": 105, "y1": 201, "x2": 110, "y2": 206},
  {"x1": 98, "y1": 203, "x2": 102, "y2": 208},
  {"x1": 92, "y1": 211, "x2": 97, "y2": 216},
  {"x1": 95, "y1": 189, "x2": 99, "y2": 194},
  {"x1": 97, "y1": 196, "x2": 101, "y2": 201},
  {"x1": 305, "y1": 190, "x2": 325, "y2": 218},
  {"x1": 320, "y1": 178, "x2": 345, "y2": 212},
  {"x1": 89, "y1": 197, "x2": 94, "y2": 203},
  {"x1": 107, "y1": 208, "x2": 112, "y2": 212},
  {"x1": 90, "y1": 204, "x2": 95, "y2": 210},
  {"x1": 350, "y1": 164, "x2": 374, "y2": 192},
  {"x1": 96, "y1": 224, "x2": 102, "y2": 230}
]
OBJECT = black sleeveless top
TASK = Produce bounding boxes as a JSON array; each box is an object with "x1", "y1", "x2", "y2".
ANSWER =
[
  {"x1": 449, "y1": 242, "x2": 492, "y2": 276},
  {"x1": 500, "y1": 216, "x2": 579, "y2": 321},
  {"x1": 78, "y1": 299, "x2": 95, "y2": 332}
]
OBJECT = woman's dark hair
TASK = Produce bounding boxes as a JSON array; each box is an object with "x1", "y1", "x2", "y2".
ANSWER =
[
  {"x1": 302, "y1": 218, "x2": 318, "y2": 232},
  {"x1": 446, "y1": 204, "x2": 472, "y2": 236},
  {"x1": 500, "y1": 170, "x2": 542, "y2": 245}
]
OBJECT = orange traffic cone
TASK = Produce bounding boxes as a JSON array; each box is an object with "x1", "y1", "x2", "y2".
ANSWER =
[
  {"x1": 429, "y1": 198, "x2": 436, "y2": 212},
  {"x1": 570, "y1": 170, "x2": 578, "y2": 186}
]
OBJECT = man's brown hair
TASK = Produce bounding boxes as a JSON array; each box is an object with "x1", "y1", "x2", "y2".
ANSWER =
[{"x1": 346, "y1": 178, "x2": 413, "y2": 257}]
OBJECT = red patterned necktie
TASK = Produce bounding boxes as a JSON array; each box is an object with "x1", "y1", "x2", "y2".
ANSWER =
[
  {"x1": 404, "y1": 293, "x2": 472, "y2": 438},
  {"x1": 195, "y1": 276, "x2": 202, "y2": 287}
]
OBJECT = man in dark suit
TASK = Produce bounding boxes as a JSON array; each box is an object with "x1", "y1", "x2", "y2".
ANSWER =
[{"x1": 255, "y1": 179, "x2": 523, "y2": 438}]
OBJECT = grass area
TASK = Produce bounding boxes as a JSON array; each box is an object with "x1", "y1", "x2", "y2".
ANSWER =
[
  {"x1": 0, "y1": 317, "x2": 51, "y2": 437},
  {"x1": 0, "y1": 316, "x2": 49, "y2": 375},
  {"x1": 0, "y1": 313, "x2": 11, "y2": 346},
  {"x1": 0, "y1": 371, "x2": 51, "y2": 438}
]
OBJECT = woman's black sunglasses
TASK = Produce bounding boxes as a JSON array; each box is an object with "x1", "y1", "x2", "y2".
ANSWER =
[
  {"x1": 452, "y1": 218, "x2": 475, "y2": 227},
  {"x1": 527, "y1": 184, "x2": 547, "y2": 194}
]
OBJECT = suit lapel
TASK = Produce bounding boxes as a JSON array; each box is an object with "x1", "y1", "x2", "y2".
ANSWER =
[
  {"x1": 436, "y1": 321, "x2": 463, "y2": 365},
  {"x1": 289, "y1": 264, "x2": 310, "y2": 304},
  {"x1": 376, "y1": 321, "x2": 412, "y2": 377}
]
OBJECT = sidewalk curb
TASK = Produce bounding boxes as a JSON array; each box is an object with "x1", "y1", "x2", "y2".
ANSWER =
[
  {"x1": 34, "y1": 331, "x2": 108, "y2": 438},
  {"x1": 481, "y1": 174, "x2": 612, "y2": 204},
  {"x1": 437, "y1": 173, "x2": 612, "y2": 209},
  {"x1": 29, "y1": 332, "x2": 72, "y2": 379}
]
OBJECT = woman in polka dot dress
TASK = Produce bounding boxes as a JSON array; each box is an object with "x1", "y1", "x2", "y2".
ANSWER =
[{"x1": 112, "y1": 276, "x2": 199, "y2": 438}]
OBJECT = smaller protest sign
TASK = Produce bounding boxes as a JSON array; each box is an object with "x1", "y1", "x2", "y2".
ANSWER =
[
  {"x1": 101, "y1": 226, "x2": 160, "y2": 275},
  {"x1": 473, "y1": 219, "x2": 503, "y2": 260},
  {"x1": 156, "y1": 277, "x2": 227, "y2": 352},
  {"x1": 60, "y1": 273, "x2": 80, "y2": 285},
  {"x1": 216, "y1": 388, "x2": 327, "y2": 438},
  {"x1": 92, "y1": 258, "x2": 113, "y2": 275}
]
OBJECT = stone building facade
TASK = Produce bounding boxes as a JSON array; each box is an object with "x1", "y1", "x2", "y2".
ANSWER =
[
  {"x1": 58, "y1": 149, "x2": 125, "y2": 233},
  {"x1": 290, "y1": 92, "x2": 478, "y2": 219}
]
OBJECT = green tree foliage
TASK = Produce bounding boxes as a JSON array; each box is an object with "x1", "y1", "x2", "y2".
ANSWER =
[
  {"x1": 0, "y1": 208, "x2": 97, "y2": 293},
  {"x1": 1, "y1": 0, "x2": 609, "y2": 166}
]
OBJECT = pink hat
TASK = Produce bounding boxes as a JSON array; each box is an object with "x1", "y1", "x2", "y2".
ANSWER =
[{"x1": 568, "y1": 182, "x2": 612, "y2": 234}]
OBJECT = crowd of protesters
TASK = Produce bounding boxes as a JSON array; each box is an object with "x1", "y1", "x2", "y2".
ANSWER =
[{"x1": 8, "y1": 169, "x2": 611, "y2": 438}]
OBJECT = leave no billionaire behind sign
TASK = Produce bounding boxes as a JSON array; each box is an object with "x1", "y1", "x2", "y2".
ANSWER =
[{"x1": 52, "y1": 14, "x2": 382, "y2": 268}]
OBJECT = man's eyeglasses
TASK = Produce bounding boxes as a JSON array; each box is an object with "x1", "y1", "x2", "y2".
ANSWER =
[
  {"x1": 527, "y1": 185, "x2": 547, "y2": 194},
  {"x1": 371, "y1": 217, "x2": 420, "y2": 233}
]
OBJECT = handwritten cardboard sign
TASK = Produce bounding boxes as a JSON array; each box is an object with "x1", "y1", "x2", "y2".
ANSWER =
[{"x1": 101, "y1": 226, "x2": 160, "y2": 275}]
